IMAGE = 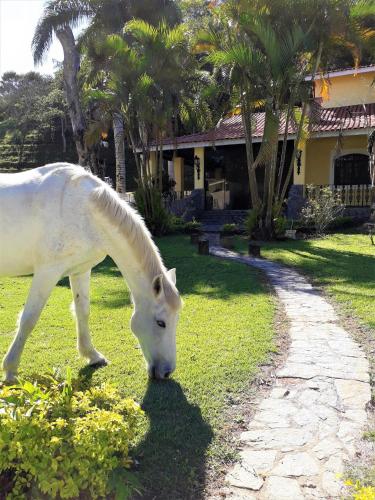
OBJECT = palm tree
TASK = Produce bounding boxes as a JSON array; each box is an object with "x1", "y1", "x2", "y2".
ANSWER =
[
  {"x1": 202, "y1": 0, "x2": 375, "y2": 237},
  {"x1": 32, "y1": 0, "x2": 181, "y2": 188},
  {"x1": 32, "y1": 0, "x2": 93, "y2": 166},
  {"x1": 83, "y1": 18, "x2": 197, "y2": 231}
]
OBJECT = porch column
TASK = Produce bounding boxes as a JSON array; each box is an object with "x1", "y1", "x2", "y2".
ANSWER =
[
  {"x1": 288, "y1": 143, "x2": 307, "y2": 219},
  {"x1": 149, "y1": 151, "x2": 158, "y2": 179},
  {"x1": 168, "y1": 160, "x2": 175, "y2": 180},
  {"x1": 293, "y1": 143, "x2": 307, "y2": 186},
  {"x1": 173, "y1": 156, "x2": 184, "y2": 193},
  {"x1": 194, "y1": 147, "x2": 205, "y2": 190}
]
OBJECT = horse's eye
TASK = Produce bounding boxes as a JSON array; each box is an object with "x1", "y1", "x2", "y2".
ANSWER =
[{"x1": 156, "y1": 320, "x2": 166, "y2": 328}]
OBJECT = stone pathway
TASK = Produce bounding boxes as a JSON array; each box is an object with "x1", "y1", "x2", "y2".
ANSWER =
[{"x1": 209, "y1": 246, "x2": 371, "y2": 500}]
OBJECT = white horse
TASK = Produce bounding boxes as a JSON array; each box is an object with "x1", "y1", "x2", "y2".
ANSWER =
[{"x1": 0, "y1": 163, "x2": 181, "y2": 383}]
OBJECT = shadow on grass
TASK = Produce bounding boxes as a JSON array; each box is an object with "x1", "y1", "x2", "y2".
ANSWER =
[
  {"x1": 264, "y1": 240, "x2": 375, "y2": 289},
  {"x1": 134, "y1": 379, "x2": 213, "y2": 500},
  {"x1": 234, "y1": 234, "x2": 374, "y2": 287},
  {"x1": 90, "y1": 237, "x2": 267, "y2": 308}
]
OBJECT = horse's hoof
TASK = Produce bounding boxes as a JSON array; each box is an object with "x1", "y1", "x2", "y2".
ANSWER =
[
  {"x1": 3, "y1": 373, "x2": 18, "y2": 385},
  {"x1": 88, "y1": 358, "x2": 108, "y2": 369}
]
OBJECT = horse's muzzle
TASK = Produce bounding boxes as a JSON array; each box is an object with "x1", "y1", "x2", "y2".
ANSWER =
[{"x1": 149, "y1": 364, "x2": 173, "y2": 380}]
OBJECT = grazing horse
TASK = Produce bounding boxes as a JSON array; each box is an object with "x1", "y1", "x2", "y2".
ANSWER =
[{"x1": 0, "y1": 163, "x2": 181, "y2": 383}]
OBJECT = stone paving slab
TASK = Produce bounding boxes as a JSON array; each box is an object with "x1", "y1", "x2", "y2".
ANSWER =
[{"x1": 209, "y1": 246, "x2": 371, "y2": 499}]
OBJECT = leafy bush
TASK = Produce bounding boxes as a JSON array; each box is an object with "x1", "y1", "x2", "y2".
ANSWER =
[
  {"x1": 221, "y1": 223, "x2": 237, "y2": 235},
  {"x1": 301, "y1": 186, "x2": 345, "y2": 235},
  {"x1": 184, "y1": 218, "x2": 202, "y2": 234},
  {"x1": 273, "y1": 216, "x2": 288, "y2": 237},
  {"x1": 0, "y1": 370, "x2": 144, "y2": 499},
  {"x1": 344, "y1": 479, "x2": 375, "y2": 500},
  {"x1": 244, "y1": 210, "x2": 258, "y2": 238},
  {"x1": 328, "y1": 215, "x2": 355, "y2": 230},
  {"x1": 168, "y1": 215, "x2": 186, "y2": 233},
  {"x1": 135, "y1": 183, "x2": 172, "y2": 236}
]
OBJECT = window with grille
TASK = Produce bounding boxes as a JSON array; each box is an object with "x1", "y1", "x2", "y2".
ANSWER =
[{"x1": 334, "y1": 154, "x2": 370, "y2": 185}]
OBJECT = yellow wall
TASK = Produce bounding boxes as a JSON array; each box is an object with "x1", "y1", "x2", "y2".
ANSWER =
[
  {"x1": 194, "y1": 147, "x2": 205, "y2": 189},
  {"x1": 149, "y1": 151, "x2": 158, "y2": 178},
  {"x1": 315, "y1": 71, "x2": 375, "y2": 108},
  {"x1": 173, "y1": 157, "x2": 184, "y2": 192},
  {"x1": 304, "y1": 135, "x2": 368, "y2": 185}
]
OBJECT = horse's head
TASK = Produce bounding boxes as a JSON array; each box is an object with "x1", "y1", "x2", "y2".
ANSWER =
[{"x1": 131, "y1": 268, "x2": 182, "y2": 380}]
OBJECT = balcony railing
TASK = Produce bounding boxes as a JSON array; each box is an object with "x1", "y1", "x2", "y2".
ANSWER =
[{"x1": 306, "y1": 184, "x2": 373, "y2": 207}]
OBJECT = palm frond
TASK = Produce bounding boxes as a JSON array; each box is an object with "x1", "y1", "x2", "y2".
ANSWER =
[
  {"x1": 124, "y1": 19, "x2": 158, "y2": 44},
  {"x1": 351, "y1": 0, "x2": 375, "y2": 19},
  {"x1": 32, "y1": 0, "x2": 93, "y2": 64}
]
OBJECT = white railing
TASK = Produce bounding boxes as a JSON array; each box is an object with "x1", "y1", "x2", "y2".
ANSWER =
[
  {"x1": 306, "y1": 185, "x2": 373, "y2": 207},
  {"x1": 119, "y1": 192, "x2": 136, "y2": 204}
]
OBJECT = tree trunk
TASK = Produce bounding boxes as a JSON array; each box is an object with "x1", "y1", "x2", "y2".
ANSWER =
[
  {"x1": 113, "y1": 113, "x2": 126, "y2": 193},
  {"x1": 279, "y1": 41, "x2": 324, "y2": 205},
  {"x1": 61, "y1": 116, "x2": 67, "y2": 154},
  {"x1": 242, "y1": 99, "x2": 260, "y2": 211},
  {"x1": 56, "y1": 26, "x2": 88, "y2": 167}
]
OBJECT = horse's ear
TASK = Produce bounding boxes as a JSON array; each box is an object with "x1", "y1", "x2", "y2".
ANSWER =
[
  {"x1": 167, "y1": 268, "x2": 176, "y2": 285},
  {"x1": 152, "y1": 274, "x2": 164, "y2": 297}
]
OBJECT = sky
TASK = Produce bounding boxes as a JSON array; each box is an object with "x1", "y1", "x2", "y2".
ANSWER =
[{"x1": 0, "y1": 0, "x2": 85, "y2": 77}]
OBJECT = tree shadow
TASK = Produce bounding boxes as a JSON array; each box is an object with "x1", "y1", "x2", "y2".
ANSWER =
[
  {"x1": 134, "y1": 380, "x2": 213, "y2": 499},
  {"x1": 268, "y1": 240, "x2": 375, "y2": 288},
  {"x1": 91, "y1": 238, "x2": 267, "y2": 308}
]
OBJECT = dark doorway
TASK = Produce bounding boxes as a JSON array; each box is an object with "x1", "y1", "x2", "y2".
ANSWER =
[
  {"x1": 204, "y1": 141, "x2": 294, "y2": 210},
  {"x1": 205, "y1": 145, "x2": 250, "y2": 210}
]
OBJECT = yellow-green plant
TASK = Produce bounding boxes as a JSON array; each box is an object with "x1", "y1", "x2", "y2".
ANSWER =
[
  {"x1": 0, "y1": 371, "x2": 144, "y2": 499},
  {"x1": 345, "y1": 479, "x2": 375, "y2": 500},
  {"x1": 244, "y1": 209, "x2": 258, "y2": 239}
]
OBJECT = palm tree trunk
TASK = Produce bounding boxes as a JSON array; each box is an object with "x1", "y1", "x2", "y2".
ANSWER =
[
  {"x1": 242, "y1": 99, "x2": 260, "y2": 210},
  {"x1": 61, "y1": 116, "x2": 67, "y2": 154},
  {"x1": 276, "y1": 96, "x2": 294, "y2": 200},
  {"x1": 56, "y1": 26, "x2": 88, "y2": 167},
  {"x1": 113, "y1": 113, "x2": 126, "y2": 193},
  {"x1": 279, "y1": 41, "x2": 324, "y2": 204}
]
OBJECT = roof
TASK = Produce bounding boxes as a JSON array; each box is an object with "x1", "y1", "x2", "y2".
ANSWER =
[
  {"x1": 305, "y1": 64, "x2": 375, "y2": 81},
  {"x1": 157, "y1": 103, "x2": 375, "y2": 151}
]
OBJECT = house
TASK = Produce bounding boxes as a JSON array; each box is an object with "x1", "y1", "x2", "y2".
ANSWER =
[{"x1": 148, "y1": 65, "x2": 375, "y2": 221}]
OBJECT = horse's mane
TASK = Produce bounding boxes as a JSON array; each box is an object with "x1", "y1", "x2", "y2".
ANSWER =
[{"x1": 89, "y1": 180, "x2": 181, "y2": 309}]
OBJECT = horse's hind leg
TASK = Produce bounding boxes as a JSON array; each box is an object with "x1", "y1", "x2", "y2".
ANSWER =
[
  {"x1": 70, "y1": 271, "x2": 107, "y2": 367},
  {"x1": 2, "y1": 269, "x2": 60, "y2": 383}
]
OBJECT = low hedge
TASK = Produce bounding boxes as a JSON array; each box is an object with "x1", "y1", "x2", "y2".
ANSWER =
[{"x1": 0, "y1": 370, "x2": 144, "y2": 499}]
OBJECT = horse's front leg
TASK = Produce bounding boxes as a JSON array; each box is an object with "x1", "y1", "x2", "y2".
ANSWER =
[
  {"x1": 70, "y1": 271, "x2": 107, "y2": 367},
  {"x1": 2, "y1": 268, "x2": 60, "y2": 383}
]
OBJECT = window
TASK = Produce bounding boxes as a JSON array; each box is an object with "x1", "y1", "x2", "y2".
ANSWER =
[{"x1": 334, "y1": 154, "x2": 370, "y2": 185}]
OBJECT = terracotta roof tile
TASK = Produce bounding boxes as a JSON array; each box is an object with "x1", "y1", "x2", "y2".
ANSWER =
[{"x1": 163, "y1": 103, "x2": 375, "y2": 146}]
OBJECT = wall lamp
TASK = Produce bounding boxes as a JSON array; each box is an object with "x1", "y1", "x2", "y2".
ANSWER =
[
  {"x1": 296, "y1": 149, "x2": 303, "y2": 175},
  {"x1": 194, "y1": 155, "x2": 201, "y2": 180}
]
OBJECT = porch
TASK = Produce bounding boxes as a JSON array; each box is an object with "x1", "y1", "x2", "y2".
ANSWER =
[{"x1": 145, "y1": 103, "x2": 374, "y2": 222}]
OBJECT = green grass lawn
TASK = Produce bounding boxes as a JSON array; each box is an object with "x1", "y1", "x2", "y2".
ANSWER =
[
  {"x1": 235, "y1": 232, "x2": 375, "y2": 331},
  {"x1": 0, "y1": 235, "x2": 275, "y2": 499}
]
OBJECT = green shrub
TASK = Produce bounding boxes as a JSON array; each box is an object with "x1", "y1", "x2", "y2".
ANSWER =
[
  {"x1": 273, "y1": 216, "x2": 288, "y2": 237},
  {"x1": 221, "y1": 223, "x2": 237, "y2": 235},
  {"x1": 244, "y1": 210, "x2": 258, "y2": 238},
  {"x1": 134, "y1": 183, "x2": 171, "y2": 236},
  {"x1": 168, "y1": 215, "x2": 186, "y2": 233},
  {"x1": 0, "y1": 371, "x2": 144, "y2": 499},
  {"x1": 302, "y1": 186, "x2": 345, "y2": 235},
  {"x1": 328, "y1": 215, "x2": 355, "y2": 229},
  {"x1": 184, "y1": 218, "x2": 202, "y2": 234}
]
